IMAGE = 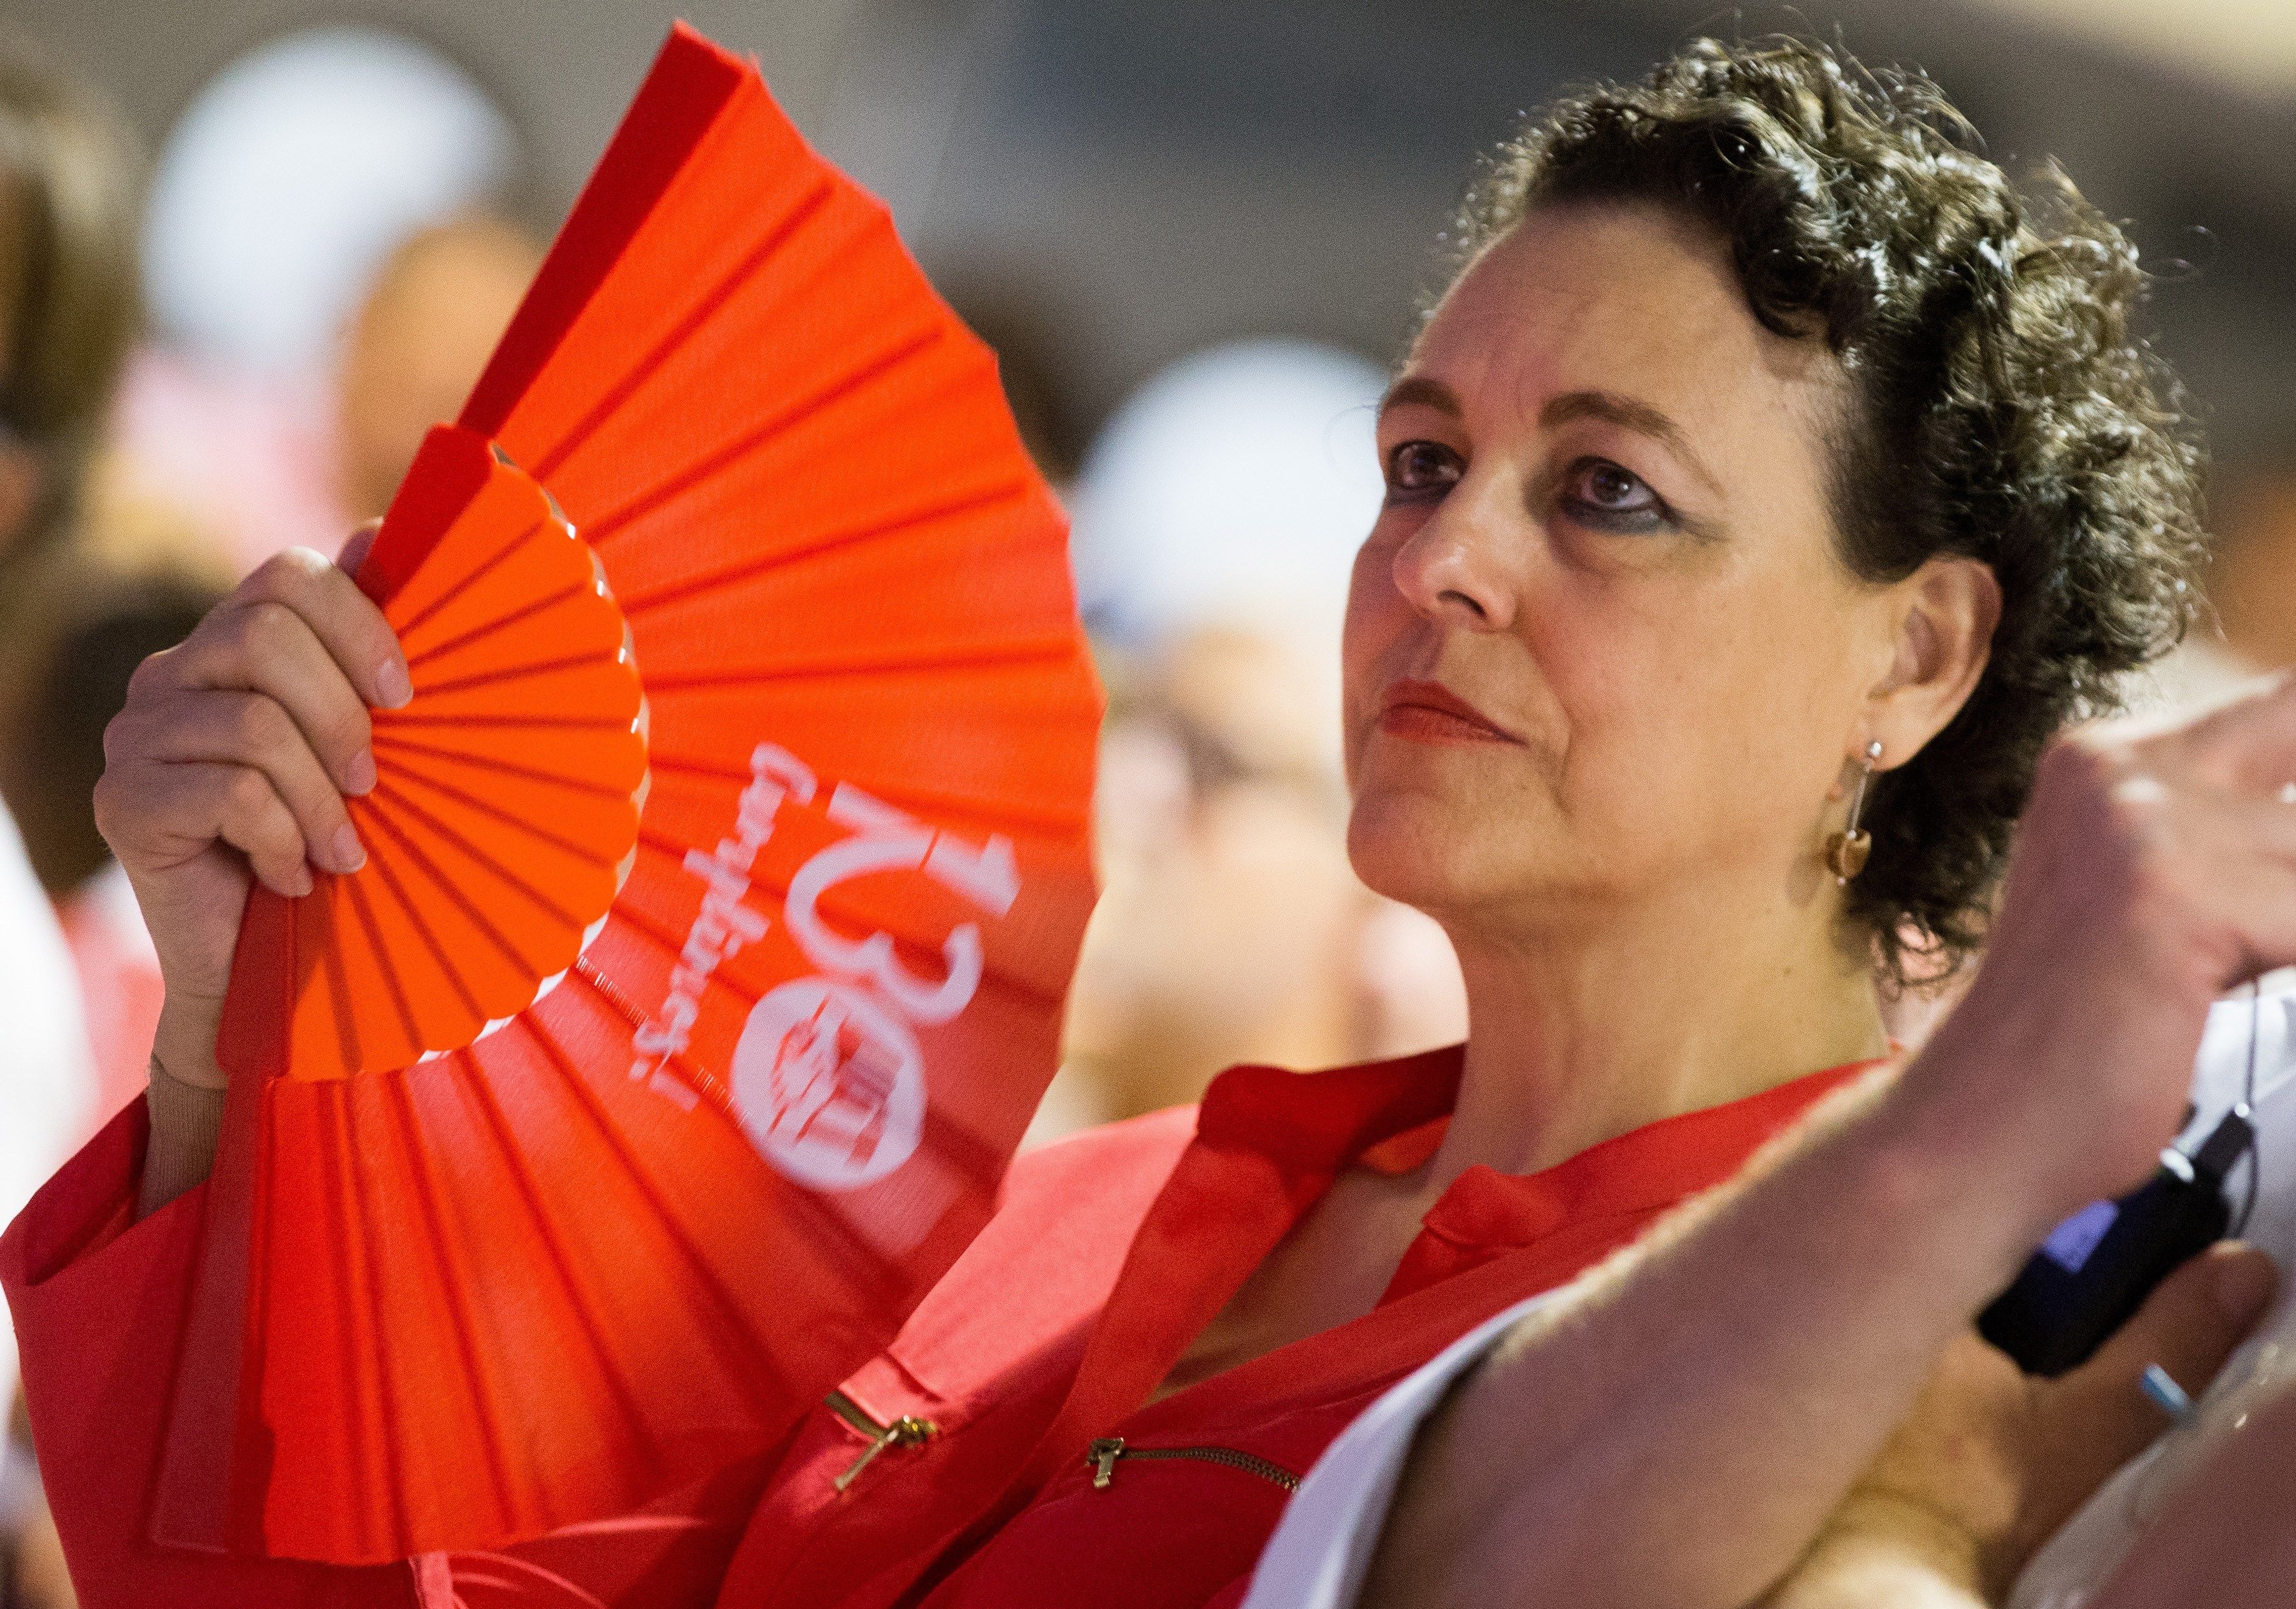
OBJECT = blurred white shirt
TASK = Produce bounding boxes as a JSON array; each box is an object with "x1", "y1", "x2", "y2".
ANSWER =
[{"x1": 0, "y1": 799, "x2": 95, "y2": 1418}]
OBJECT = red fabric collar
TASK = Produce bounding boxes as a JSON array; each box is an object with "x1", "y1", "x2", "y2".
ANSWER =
[
  {"x1": 1195, "y1": 1042, "x2": 1870, "y2": 1212},
  {"x1": 1379, "y1": 1057, "x2": 1877, "y2": 1302},
  {"x1": 1191, "y1": 1044, "x2": 1463, "y2": 1171},
  {"x1": 1193, "y1": 1045, "x2": 1876, "y2": 1303}
]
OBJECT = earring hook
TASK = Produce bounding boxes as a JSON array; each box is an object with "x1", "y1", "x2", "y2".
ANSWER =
[{"x1": 1826, "y1": 740, "x2": 1884, "y2": 885}]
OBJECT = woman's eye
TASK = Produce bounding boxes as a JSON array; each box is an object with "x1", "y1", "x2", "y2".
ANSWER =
[
  {"x1": 1384, "y1": 440, "x2": 1461, "y2": 496},
  {"x1": 1560, "y1": 457, "x2": 1671, "y2": 532}
]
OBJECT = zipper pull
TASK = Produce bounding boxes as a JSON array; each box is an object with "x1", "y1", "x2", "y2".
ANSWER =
[
  {"x1": 835, "y1": 1425, "x2": 902, "y2": 1492},
  {"x1": 1087, "y1": 1436, "x2": 1126, "y2": 1490},
  {"x1": 833, "y1": 1415, "x2": 937, "y2": 1493}
]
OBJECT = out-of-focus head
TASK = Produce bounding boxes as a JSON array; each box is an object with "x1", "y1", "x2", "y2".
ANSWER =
[
  {"x1": 334, "y1": 213, "x2": 542, "y2": 520},
  {"x1": 1, "y1": 559, "x2": 222, "y2": 897},
  {"x1": 1342, "y1": 37, "x2": 2204, "y2": 985},
  {"x1": 0, "y1": 35, "x2": 141, "y2": 571},
  {"x1": 1056, "y1": 343, "x2": 1467, "y2": 1124},
  {"x1": 143, "y1": 25, "x2": 519, "y2": 376},
  {"x1": 1068, "y1": 339, "x2": 1387, "y2": 668},
  {"x1": 2210, "y1": 468, "x2": 2296, "y2": 673}
]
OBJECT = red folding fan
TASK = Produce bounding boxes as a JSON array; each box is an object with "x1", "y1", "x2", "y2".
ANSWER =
[{"x1": 155, "y1": 24, "x2": 1101, "y2": 1564}]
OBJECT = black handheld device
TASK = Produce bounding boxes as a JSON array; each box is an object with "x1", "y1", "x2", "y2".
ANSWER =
[{"x1": 1978, "y1": 1107, "x2": 2254, "y2": 1378}]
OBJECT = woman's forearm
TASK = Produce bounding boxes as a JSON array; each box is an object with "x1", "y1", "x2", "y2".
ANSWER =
[{"x1": 1362, "y1": 1039, "x2": 2077, "y2": 1609}]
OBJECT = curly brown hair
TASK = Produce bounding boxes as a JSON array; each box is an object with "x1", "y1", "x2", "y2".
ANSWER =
[{"x1": 1441, "y1": 36, "x2": 2207, "y2": 987}]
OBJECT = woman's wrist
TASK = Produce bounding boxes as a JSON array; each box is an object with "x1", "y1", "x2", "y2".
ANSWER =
[
  {"x1": 149, "y1": 995, "x2": 228, "y2": 1092},
  {"x1": 138, "y1": 1050, "x2": 227, "y2": 1219}
]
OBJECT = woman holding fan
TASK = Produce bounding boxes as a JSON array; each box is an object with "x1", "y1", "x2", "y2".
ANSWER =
[{"x1": 11, "y1": 31, "x2": 2296, "y2": 1609}]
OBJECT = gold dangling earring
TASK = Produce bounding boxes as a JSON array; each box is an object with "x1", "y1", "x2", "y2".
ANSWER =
[{"x1": 1825, "y1": 740, "x2": 1884, "y2": 885}]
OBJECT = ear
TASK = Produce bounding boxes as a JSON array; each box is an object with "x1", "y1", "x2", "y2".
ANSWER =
[
  {"x1": 0, "y1": 436, "x2": 40, "y2": 562},
  {"x1": 1866, "y1": 555, "x2": 2002, "y2": 767}
]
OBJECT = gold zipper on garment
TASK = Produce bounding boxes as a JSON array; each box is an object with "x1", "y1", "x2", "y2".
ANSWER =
[
  {"x1": 824, "y1": 1389, "x2": 938, "y2": 1492},
  {"x1": 1084, "y1": 1436, "x2": 1301, "y2": 1493}
]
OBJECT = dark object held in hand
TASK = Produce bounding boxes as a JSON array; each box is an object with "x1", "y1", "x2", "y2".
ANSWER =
[{"x1": 1980, "y1": 1108, "x2": 2253, "y2": 1378}]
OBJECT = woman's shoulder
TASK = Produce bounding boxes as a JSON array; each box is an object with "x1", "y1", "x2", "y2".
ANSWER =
[
  {"x1": 1003, "y1": 1102, "x2": 1202, "y2": 1215},
  {"x1": 867, "y1": 1105, "x2": 1205, "y2": 1403},
  {"x1": 907, "y1": 1104, "x2": 1205, "y2": 1338},
  {"x1": 916, "y1": 1103, "x2": 1204, "y2": 1326}
]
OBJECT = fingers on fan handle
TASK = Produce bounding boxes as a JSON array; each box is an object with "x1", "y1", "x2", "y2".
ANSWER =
[
  {"x1": 166, "y1": 761, "x2": 317, "y2": 899},
  {"x1": 336, "y1": 521, "x2": 381, "y2": 577},
  {"x1": 230, "y1": 544, "x2": 412, "y2": 717},
  {"x1": 136, "y1": 690, "x2": 366, "y2": 878},
  {"x1": 166, "y1": 578, "x2": 388, "y2": 807},
  {"x1": 2065, "y1": 1243, "x2": 2279, "y2": 1463}
]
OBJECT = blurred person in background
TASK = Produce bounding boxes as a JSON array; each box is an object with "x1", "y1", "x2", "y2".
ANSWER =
[
  {"x1": 1, "y1": 564, "x2": 227, "y2": 1143},
  {"x1": 1053, "y1": 625, "x2": 1467, "y2": 1135},
  {"x1": 0, "y1": 32, "x2": 140, "y2": 1609},
  {"x1": 2208, "y1": 464, "x2": 2296, "y2": 674},
  {"x1": 108, "y1": 24, "x2": 530, "y2": 570},
  {"x1": 943, "y1": 293, "x2": 1449, "y2": 1141},
  {"x1": 331, "y1": 213, "x2": 542, "y2": 523},
  {"x1": 0, "y1": 191, "x2": 541, "y2": 1222},
  {"x1": 106, "y1": 206, "x2": 543, "y2": 568},
  {"x1": 0, "y1": 47, "x2": 529, "y2": 1607},
  {"x1": 0, "y1": 37, "x2": 140, "y2": 611},
  {"x1": 933, "y1": 315, "x2": 1467, "y2": 1142},
  {"x1": 1044, "y1": 341, "x2": 1468, "y2": 1140}
]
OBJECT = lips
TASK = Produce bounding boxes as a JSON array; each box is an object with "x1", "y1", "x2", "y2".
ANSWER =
[{"x1": 1377, "y1": 679, "x2": 1523, "y2": 745}]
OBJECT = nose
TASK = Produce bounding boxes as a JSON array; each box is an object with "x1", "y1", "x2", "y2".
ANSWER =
[{"x1": 1389, "y1": 485, "x2": 1518, "y2": 633}]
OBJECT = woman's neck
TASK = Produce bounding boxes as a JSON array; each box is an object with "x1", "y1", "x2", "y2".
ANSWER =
[{"x1": 1426, "y1": 871, "x2": 1888, "y2": 1188}]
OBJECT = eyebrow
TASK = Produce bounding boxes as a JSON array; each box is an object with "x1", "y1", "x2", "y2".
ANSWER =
[
  {"x1": 1380, "y1": 376, "x2": 1726, "y2": 501},
  {"x1": 1376, "y1": 375, "x2": 1462, "y2": 420},
  {"x1": 1539, "y1": 390, "x2": 1725, "y2": 498}
]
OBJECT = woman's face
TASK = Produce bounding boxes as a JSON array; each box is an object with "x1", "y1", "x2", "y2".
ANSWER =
[{"x1": 1344, "y1": 202, "x2": 1905, "y2": 929}]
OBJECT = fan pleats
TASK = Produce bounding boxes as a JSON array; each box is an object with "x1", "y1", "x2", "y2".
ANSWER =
[
  {"x1": 173, "y1": 24, "x2": 1101, "y2": 1564},
  {"x1": 528, "y1": 179, "x2": 837, "y2": 485}
]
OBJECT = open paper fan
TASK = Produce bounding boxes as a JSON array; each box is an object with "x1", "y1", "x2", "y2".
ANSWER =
[
  {"x1": 158, "y1": 24, "x2": 1101, "y2": 1564},
  {"x1": 217, "y1": 425, "x2": 648, "y2": 1082}
]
